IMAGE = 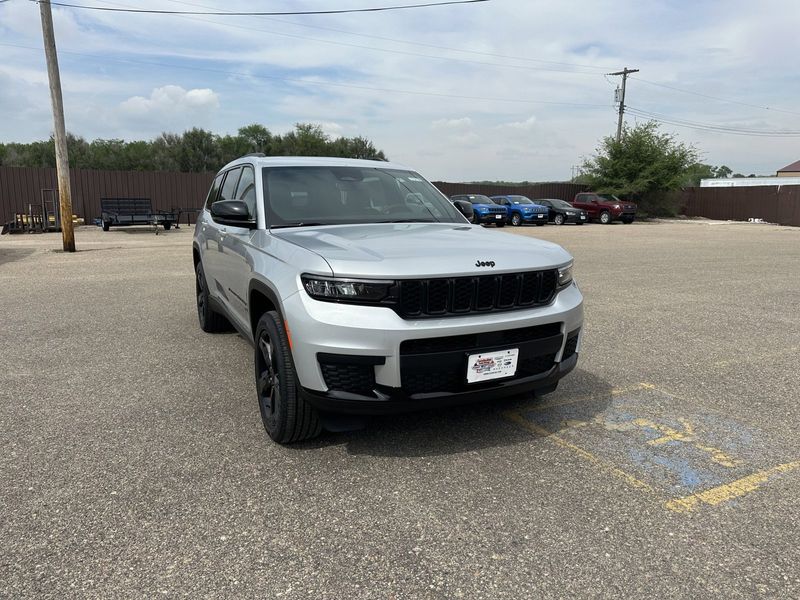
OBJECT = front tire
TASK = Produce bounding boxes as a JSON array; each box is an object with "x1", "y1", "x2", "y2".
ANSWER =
[
  {"x1": 511, "y1": 213, "x2": 522, "y2": 226},
  {"x1": 600, "y1": 211, "x2": 612, "y2": 224},
  {"x1": 195, "y1": 261, "x2": 229, "y2": 333},
  {"x1": 255, "y1": 311, "x2": 321, "y2": 444},
  {"x1": 553, "y1": 214, "x2": 565, "y2": 226}
]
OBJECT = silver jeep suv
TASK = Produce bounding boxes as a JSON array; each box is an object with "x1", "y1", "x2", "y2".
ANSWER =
[{"x1": 193, "y1": 156, "x2": 584, "y2": 443}]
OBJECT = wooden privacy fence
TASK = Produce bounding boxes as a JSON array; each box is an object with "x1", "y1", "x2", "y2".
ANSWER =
[
  {"x1": 681, "y1": 185, "x2": 800, "y2": 227},
  {"x1": 4, "y1": 167, "x2": 797, "y2": 227},
  {"x1": 433, "y1": 181, "x2": 588, "y2": 202},
  {"x1": 0, "y1": 166, "x2": 214, "y2": 226}
]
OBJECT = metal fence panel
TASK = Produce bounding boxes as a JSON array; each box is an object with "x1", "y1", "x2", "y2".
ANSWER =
[
  {"x1": 681, "y1": 185, "x2": 799, "y2": 226},
  {"x1": 0, "y1": 167, "x2": 215, "y2": 226}
]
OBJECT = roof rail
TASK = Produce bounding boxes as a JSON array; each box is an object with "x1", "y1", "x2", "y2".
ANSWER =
[{"x1": 243, "y1": 152, "x2": 266, "y2": 157}]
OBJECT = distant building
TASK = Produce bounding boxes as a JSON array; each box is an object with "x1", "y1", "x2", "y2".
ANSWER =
[
  {"x1": 777, "y1": 160, "x2": 800, "y2": 177},
  {"x1": 700, "y1": 176, "x2": 800, "y2": 188}
]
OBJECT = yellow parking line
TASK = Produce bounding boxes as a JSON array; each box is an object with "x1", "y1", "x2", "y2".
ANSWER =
[
  {"x1": 504, "y1": 410, "x2": 657, "y2": 495},
  {"x1": 665, "y1": 460, "x2": 800, "y2": 513}
]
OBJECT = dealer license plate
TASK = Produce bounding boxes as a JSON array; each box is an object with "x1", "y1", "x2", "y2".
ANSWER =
[
  {"x1": 495, "y1": 214, "x2": 502, "y2": 219},
  {"x1": 580, "y1": 215, "x2": 586, "y2": 220},
  {"x1": 466, "y1": 348, "x2": 519, "y2": 384},
  {"x1": 537, "y1": 214, "x2": 544, "y2": 219}
]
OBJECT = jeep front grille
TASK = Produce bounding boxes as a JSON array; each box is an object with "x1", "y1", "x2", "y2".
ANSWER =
[{"x1": 397, "y1": 270, "x2": 558, "y2": 318}]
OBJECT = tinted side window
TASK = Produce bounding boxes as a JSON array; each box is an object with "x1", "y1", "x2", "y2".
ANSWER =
[
  {"x1": 219, "y1": 167, "x2": 242, "y2": 202},
  {"x1": 205, "y1": 173, "x2": 224, "y2": 209},
  {"x1": 575, "y1": 194, "x2": 588, "y2": 202},
  {"x1": 235, "y1": 165, "x2": 256, "y2": 217}
]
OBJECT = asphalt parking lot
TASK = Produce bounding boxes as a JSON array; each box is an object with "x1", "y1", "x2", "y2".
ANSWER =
[{"x1": 1, "y1": 220, "x2": 799, "y2": 598}]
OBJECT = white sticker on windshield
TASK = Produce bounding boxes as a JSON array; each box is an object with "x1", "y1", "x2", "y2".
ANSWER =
[{"x1": 407, "y1": 177, "x2": 422, "y2": 182}]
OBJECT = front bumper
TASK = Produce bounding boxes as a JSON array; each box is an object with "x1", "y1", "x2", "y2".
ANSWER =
[
  {"x1": 282, "y1": 281, "x2": 584, "y2": 412},
  {"x1": 522, "y1": 212, "x2": 549, "y2": 222},
  {"x1": 476, "y1": 212, "x2": 507, "y2": 224},
  {"x1": 564, "y1": 213, "x2": 587, "y2": 223},
  {"x1": 301, "y1": 352, "x2": 578, "y2": 415}
]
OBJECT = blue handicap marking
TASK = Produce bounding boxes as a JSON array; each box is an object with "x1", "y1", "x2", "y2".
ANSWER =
[{"x1": 519, "y1": 385, "x2": 771, "y2": 497}]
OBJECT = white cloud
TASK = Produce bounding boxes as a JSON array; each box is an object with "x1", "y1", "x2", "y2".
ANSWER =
[
  {"x1": 432, "y1": 117, "x2": 473, "y2": 130},
  {"x1": 498, "y1": 116, "x2": 537, "y2": 131},
  {"x1": 119, "y1": 85, "x2": 219, "y2": 117}
]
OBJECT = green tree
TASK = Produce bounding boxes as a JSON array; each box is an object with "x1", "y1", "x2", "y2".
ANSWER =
[
  {"x1": 237, "y1": 123, "x2": 272, "y2": 154},
  {"x1": 579, "y1": 121, "x2": 699, "y2": 216},
  {"x1": 0, "y1": 123, "x2": 388, "y2": 171},
  {"x1": 178, "y1": 128, "x2": 220, "y2": 172}
]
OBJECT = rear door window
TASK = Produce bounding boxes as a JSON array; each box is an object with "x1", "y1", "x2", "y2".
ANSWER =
[
  {"x1": 234, "y1": 166, "x2": 256, "y2": 217},
  {"x1": 219, "y1": 167, "x2": 242, "y2": 202},
  {"x1": 205, "y1": 173, "x2": 224, "y2": 210}
]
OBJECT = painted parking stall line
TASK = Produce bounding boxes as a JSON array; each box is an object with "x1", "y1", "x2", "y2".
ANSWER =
[{"x1": 505, "y1": 383, "x2": 799, "y2": 513}]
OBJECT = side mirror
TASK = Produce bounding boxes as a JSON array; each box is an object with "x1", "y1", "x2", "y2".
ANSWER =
[
  {"x1": 452, "y1": 200, "x2": 472, "y2": 219},
  {"x1": 211, "y1": 200, "x2": 256, "y2": 228}
]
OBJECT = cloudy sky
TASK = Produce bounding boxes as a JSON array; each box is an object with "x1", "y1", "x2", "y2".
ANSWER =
[{"x1": 2, "y1": 0, "x2": 799, "y2": 181}]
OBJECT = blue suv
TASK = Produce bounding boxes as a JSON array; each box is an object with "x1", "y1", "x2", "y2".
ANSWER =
[
  {"x1": 491, "y1": 195, "x2": 549, "y2": 226},
  {"x1": 449, "y1": 194, "x2": 508, "y2": 227}
]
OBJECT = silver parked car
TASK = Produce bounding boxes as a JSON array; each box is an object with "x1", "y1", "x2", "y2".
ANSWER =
[{"x1": 193, "y1": 156, "x2": 584, "y2": 443}]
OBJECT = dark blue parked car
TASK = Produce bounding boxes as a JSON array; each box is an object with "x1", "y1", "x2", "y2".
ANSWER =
[
  {"x1": 449, "y1": 194, "x2": 508, "y2": 227},
  {"x1": 491, "y1": 195, "x2": 549, "y2": 226}
]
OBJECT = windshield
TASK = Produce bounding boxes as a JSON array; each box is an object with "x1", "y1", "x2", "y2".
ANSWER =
[
  {"x1": 597, "y1": 194, "x2": 621, "y2": 201},
  {"x1": 262, "y1": 166, "x2": 464, "y2": 227},
  {"x1": 466, "y1": 195, "x2": 495, "y2": 205},
  {"x1": 508, "y1": 196, "x2": 533, "y2": 204},
  {"x1": 544, "y1": 199, "x2": 574, "y2": 209}
]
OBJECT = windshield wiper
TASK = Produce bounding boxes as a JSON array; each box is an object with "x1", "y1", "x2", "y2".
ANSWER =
[
  {"x1": 374, "y1": 219, "x2": 435, "y2": 223},
  {"x1": 270, "y1": 222, "x2": 328, "y2": 229}
]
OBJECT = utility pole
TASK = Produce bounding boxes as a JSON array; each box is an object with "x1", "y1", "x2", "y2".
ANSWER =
[
  {"x1": 39, "y1": 0, "x2": 76, "y2": 252},
  {"x1": 607, "y1": 67, "x2": 639, "y2": 143}
]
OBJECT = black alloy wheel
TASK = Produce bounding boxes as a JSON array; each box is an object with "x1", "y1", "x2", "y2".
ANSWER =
[{"x1": 254, "y1": 311, "x2": 321, "y2": 443}]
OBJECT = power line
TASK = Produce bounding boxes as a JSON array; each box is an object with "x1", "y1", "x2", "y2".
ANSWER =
[
  {"x1": 631, "y1": 76, "x2": 800, "y2": 117},
  {"x1": 33, "y1": 0, "x2": 489, "y2": 16},
  {"x1": 165, "y1": 0, "x2": 612, "y2": 72},
  {"x1": 49, "y1": 0, "x2": 607, "y2": 78},
  {"x1": 626, "y1": 107, "x2": 800, "y2": 137},
  {"x1": 0, "y1": 42, "x2": 613, "y2": 109}
]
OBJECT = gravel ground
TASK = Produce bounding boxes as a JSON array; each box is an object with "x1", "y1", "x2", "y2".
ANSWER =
[{"x1": 1, "y1": 220, "x2": 798, "y2": 599}]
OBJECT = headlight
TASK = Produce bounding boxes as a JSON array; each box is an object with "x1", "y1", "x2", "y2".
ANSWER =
[
  {"x1": 557, "y1": 262, "x2": 573, "y2": 288},
  {"x1": 613, "y1": 204, "x2": 621, "y2": 209},
  {"x1": 302, "y1": 275, "x2": 393, "y2": 302},
  {"x1": 566, "y1": 211, "x2": 575, "y2": 215}
]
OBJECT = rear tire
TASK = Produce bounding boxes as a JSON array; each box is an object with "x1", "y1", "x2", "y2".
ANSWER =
[
  {"x1": 553, "y1": 214, "x2": 565, "y2": 226},
  {"x1": 195, "y1": 261, "x2": 229, "y2": 333},
  {"x1": 255, "y1": 311, "x2": 321, "y2": 444},
  {"x1": 600, "y1": 211, "x2": 612, "y2": 224}
]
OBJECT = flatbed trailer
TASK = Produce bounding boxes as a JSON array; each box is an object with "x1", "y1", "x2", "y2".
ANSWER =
[{"x1": 100, "y1": 198, "x2": 176, "y2": 232}]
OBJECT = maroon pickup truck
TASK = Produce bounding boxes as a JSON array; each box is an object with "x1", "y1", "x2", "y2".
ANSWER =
[{"x1": 572, "y1": 193, "x2": 637, "y2": 224}]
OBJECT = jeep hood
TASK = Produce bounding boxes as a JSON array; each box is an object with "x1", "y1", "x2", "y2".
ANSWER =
[{"x1": 272, "y1": 223, "x2": 572, "y2": 278}]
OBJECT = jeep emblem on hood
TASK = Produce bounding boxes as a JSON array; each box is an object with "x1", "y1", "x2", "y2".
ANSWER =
[{"x1": 475, "y1": 260, "x2": 496, "y2": 267}]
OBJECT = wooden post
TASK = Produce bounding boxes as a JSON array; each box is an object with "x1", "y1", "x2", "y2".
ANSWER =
[{"x1": 39, "y1": 0, "x2": 76, "y2": 252}]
